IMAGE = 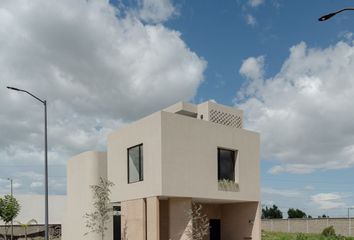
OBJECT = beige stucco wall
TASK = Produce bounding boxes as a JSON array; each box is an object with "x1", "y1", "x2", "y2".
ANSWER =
[
  {"x1": 161, "y1": 111, "x2": 260, "y2": 202},
  {"x1": 169, "y1": 198, "x2": 192, "y2": 240},
  {"x1": 201, "y1": 203, "x2": 222, "y2": 220},
  {"x1": 147, "y1": 197, "x2": 160, "y2": 240},
  {"x1": 62, "y1": 151, "x2": 112, "y2": 240},
  {"x1": 108, "y1": 103, "x2": 259, "y2": 203},
  {"x1": 121, "y1": 199, "x2": 146, "y2": 240},
  {"x1": 221, "y1": 202, "x2": 261, "y2": 240},
  {"x1": 120, "y1": 197, "x2": 160, "y2": 240},
  {"x1": 162, "y1": 199, "x2": 261, "y2": 240},
  {"x1": 108, "y1": 112, "x2": 162, "y2": 202}
]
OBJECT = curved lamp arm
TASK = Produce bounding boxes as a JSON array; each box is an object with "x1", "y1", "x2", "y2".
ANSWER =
[{"x1": 319, "y1": 8, "x2": 354, "y2": 21}]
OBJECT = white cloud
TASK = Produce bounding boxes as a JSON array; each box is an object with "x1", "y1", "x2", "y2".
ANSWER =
[
  {"x1": 0, "y1": 0, "x2": 206, "y2": 194},
  {"x1": 13, "y1": 182, "x2": 22, "y2": 189},
  {"x1": 304, "y1": 185, "x2": 315, "y2": 191},
  {"x1": 338, "y1": 31, "x2": 353, "y2": 42},
  {"x1": 262, "y1": 187, "x2": 352, "y2": 216},
  {"x1": 239, "y1": 56, "x2": 265, "y2": 98},
  {"x1": 30, "y1": 182, "x2": 43, "y2": 188},
  {"x1": 245, "y1": 14, "x2": 257, "y2": 26},
  {"x1": 268, "y1": 164, "x2": 317, "y2": 174},
  {"x1": 262, "y1": 187, "x2": 302, "y2": 197},
  {"x1": 239, "y1": 56, "x2": 264, "y2": 80},
  {"x1": 311, "y1": 193, "x2": 347, "y2": 210},
  {"x1": 248, "y1": 0, "x2": 264, "y2": 8},
  {"x1": 237, "y1": 41, "x2": 354, "y2": 173},
  {"x1": 137, "y1": 0, "x2": 177, "y2": 23}
]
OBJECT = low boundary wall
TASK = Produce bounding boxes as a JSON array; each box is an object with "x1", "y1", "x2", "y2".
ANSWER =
[
  {"x1": 0, "y1": 224, "x2": 61, "y2": 240},
  {"x1": 262, "y1": 218, "x2": 354, "y2": 237}
]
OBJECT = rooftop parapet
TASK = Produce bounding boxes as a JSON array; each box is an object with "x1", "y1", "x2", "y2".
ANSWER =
[
  {"x1": 163, "y1": 102, "x2": 198, "y2": 118},
  {"x1": 164, "y1": 101, "x2": 243, "y2": 128}
]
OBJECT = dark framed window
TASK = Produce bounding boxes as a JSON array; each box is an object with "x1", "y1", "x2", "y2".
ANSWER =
[
  {"x1": 218, "y1": 148, "x2": 236, "y2": 181},
  {"x1": 128, "y1": 144, "x2": 143, "y2": 183}
]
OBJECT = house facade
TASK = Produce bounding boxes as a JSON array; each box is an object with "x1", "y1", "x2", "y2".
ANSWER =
[{"x1": 62, "y1": 101, "x2": 260, "y2": 240}]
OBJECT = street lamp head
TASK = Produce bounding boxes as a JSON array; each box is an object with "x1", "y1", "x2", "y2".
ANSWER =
[
  {"x1": 7, "y1": 86, "x2": 22, "y2": 91},
  {"x1": 318, "y1": 12, "x2": 337, "y2": 21}
]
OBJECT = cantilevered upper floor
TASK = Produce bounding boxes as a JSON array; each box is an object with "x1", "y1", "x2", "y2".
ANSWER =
[{"x1": 107, "y1": 101, "x2": 260, "y2": 203}]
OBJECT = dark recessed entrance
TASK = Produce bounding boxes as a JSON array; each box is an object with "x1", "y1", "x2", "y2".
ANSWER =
[
  {"x1": 209, "y1": 219, "x2": 221, "y2": 240},
  {"x1": 113, "y1": 206, "x2": 121, "y2": 240}
]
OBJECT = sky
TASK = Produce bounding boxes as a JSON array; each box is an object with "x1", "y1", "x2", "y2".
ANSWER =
[{"x1": 0, "y1": 0, "x2": 354, "y2": 218}]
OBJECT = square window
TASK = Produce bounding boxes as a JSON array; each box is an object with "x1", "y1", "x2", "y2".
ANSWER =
[
  {"x1": 128, "y1": 144, "x2": 143, "y2": 183},
  {"x1": 218, "y1": 148, "x2": 236, "y2": 181}
]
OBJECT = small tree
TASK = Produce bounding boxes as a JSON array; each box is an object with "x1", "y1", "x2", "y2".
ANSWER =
[
  {"x1": 15, "y1": 219, "x2": 37, "y2": 240},
  {"x1": 0, "y1": 195, "x2": 21, "y2": 240},
  {"x1": 84, "y1": 177, "x2": 114, "y2": 240},
  {"x1": 185, "y1": 203, "x2": 209, "y2": 240},
  {"x1": 262, "y1": 205, "x2": 283, "y2": 219},
  {"x1": 288, "y1": 208, "x2": 307, "y2": 218}
]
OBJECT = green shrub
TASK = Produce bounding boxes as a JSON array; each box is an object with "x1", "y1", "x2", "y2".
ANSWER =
[
  {"x1": 296, "y1": 233, "x2": 308, "y2": 240},
  {"x1": 333, "y1": 235, "x2": 346, "y2": 240},
  {"x1": 322, "y1": 226, "x2": 336, "y2": 237}
]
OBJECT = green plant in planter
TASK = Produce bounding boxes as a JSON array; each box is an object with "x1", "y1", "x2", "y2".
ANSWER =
[{"x1": 218, "y1": 179, "x2": 239, "y2": 192}]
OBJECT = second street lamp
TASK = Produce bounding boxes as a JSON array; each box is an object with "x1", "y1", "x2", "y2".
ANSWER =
[
  {"x1": 318, "y1": 8, "x2": 354, "y2": 21},
  {"x1": 7, "y1": 86, "x2": 49, "y2": 240},
  {"x1": 7, "y1": 178, "x2": 13, "y2": 240}
]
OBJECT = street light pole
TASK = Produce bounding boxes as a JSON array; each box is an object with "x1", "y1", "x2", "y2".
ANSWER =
[
  {"x1": 7, "y1": 86, "x2": 49, "y2": 240},
  {"x1": 7, "y1": 178, "x2": 13, "y2": 196},
  {"x1": 7, "y1": 178, "x2": 13, "y2": 240},
  {"x1": 318, "y1": 8, "x2": 354, "y2": 21},
  {"x1": 349, "y1": 208, "x2": 354, "y2": 237}
]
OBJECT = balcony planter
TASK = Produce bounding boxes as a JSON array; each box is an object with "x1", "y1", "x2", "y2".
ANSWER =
[{"x1": 218, "y1": 179, "x2": 239, "y2": 192}]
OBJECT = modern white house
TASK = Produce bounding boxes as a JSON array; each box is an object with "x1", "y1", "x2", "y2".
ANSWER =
[{"x1": 62, "y1": 100, "x2": 260, "y2": 240}]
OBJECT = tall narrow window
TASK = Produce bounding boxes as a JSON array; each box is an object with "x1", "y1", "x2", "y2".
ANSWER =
[
  {"x1": 218, "y1": 148, "x2": 236, "y2": 181},
  {"x1": 128, "y1": 144, "x2": 143, "y2": 183}
]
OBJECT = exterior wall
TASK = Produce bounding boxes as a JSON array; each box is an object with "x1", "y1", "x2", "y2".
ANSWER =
[
  {"x1": 200, "y1": 203, "x2": 222, "y2": 240},
  {"x1": 197, "y1": 101, "x2": 243, "y2": 126},
  {"x1": 108, "y1": 112, "x2": 163, "y2": 202},
  {"x1": 164, "y1": 102, "x2": 198, "y2": 117},
  {"x1": 221, "y1": 202, "x2": 261, "y2": 240},
  {"x1": 201, "y1": 203, "x2": 222, "y2": 219},
  {"x1": 160, "y1": 111, "x2": 260, "y2": 202},
  {"x1": 121, "y1": 199, "x2": 146, "y2": 240},
  {"x1": 147, "y1": 197, "x2": 160, "y2": 240},
  {"x1": 168, "y1": 198, "x2": 192, "y2": 240},
  {"x1": 0, "y1": 224, "x2": 60, "y2": 239},
  {"x1": 62, "y1": 151, "x2": 112, "y2": 240},
  {"x1": 107, "y1": 101, "x2": 259, "y2": 203},
  {"x1": 159, "y1": 199, "x2": 169, "y2": 239},
  {"x1": 119, "y1": 197, "x2": 162, "y2": 240},
  {"x1": 262, "y1": 218, "x2": 354, "y2": 237}
]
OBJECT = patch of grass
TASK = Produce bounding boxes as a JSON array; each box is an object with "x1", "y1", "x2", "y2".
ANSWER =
[{"x1": 262, "y1": 231, "x2": 354, "y2": 240}]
